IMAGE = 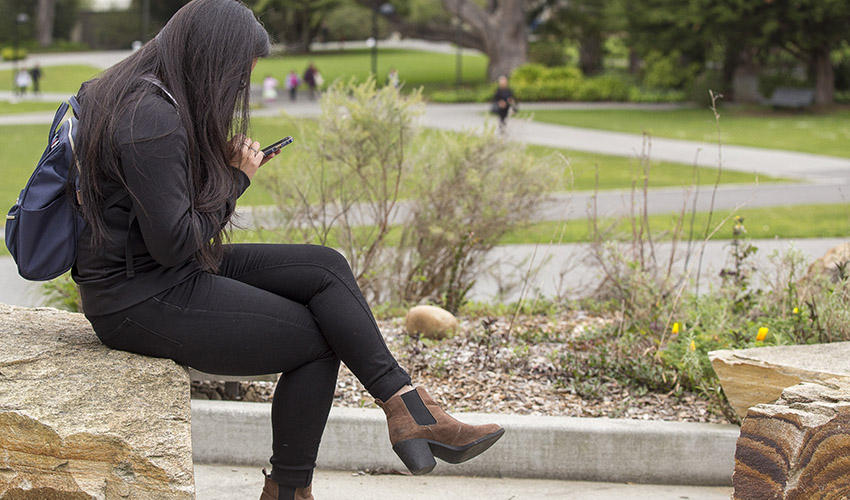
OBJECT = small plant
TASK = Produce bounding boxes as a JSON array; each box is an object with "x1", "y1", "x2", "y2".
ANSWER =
[{"x1": 41, "y1": 274, "x2": 82, "y2": 312}]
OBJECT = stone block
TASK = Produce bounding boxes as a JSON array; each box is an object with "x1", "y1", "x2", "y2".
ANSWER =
[
  {"x1": 709, "y1": 342, "x2": 850, "y2": 419},
  {"x1": 0, "y1": 303, "x2": 194, "y2": 499},
  {"x1": 733, "y1": 382, "x2": 850, "y2": 499}
]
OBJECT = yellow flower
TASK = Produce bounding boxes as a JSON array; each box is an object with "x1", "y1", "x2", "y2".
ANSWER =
[
  {"x1": 793, "y1": 307, "x2": 799, "y2": 314},
  {"x1": 689, "y1": 340, "x2": 696, "y2": 351},
  {"x1": 756, "y1": 327, "x2": 769, "y2": 342},
  {"x1": 672, "y1": 322, "x2": 680, "y2": 335}
]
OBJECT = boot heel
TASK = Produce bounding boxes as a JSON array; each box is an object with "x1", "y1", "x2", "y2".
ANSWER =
[{"x1": 393, "y1": 438, "x2": 436, "y2": 475}]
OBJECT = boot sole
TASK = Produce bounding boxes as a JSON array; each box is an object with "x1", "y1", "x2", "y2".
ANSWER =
[{"x1": 393, "y1": 428, "x2": 505, "y2": 475}]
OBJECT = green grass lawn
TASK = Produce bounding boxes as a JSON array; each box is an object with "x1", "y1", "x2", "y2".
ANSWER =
[
  {"x1": 501, "y1": 204, "x2": 850, "y2": 244},
  {"x1": 0, "y1": 49, "x2": 485, "y2": 99},
  {"x1": 230, "y1": 203, "x2": 850, "y2": 250},
  {"x1": 0, "y1": 65, "x2": 102, "y2": 94},
  {"x1": 523, "y1": 107, "x2": 850, "y2": 158},
  {"x1": 0, "y1": 101, "x2": 65, "y2": 114},
  {"x1": 253, "y1": 48, "x2": 488, "y2": 92}
]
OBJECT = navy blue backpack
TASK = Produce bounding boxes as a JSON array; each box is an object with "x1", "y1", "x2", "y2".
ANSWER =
[
  {"x1": 6, "y1": 77, "x2": 177, "y2": 281},
  {"x1": 5, "y1": 97, "x2": 86, "y2": 281}
]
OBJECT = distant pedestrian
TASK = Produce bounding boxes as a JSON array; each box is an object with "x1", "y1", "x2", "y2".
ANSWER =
[
  {"x1": 387, "y1": 67, "x2": 400, "y2": 89},
  {"x1": 491, "y1": 75, "x2": 517, "y2": 130},
  {"x1": 30, "y1": 64, "x2": 42, "y2": 95},
  {"x1": 15, "y1": 69, "x2": 32, "y2": 96},
  {"x1": 262, "y1": 74, "x2": 278, "y2": 104},
  {"x1": 303, "y1": 63, "x2": 319, "y2": 100},
  {"x1": 285, "y1": 69, "x2": 300, "y2": 101}
]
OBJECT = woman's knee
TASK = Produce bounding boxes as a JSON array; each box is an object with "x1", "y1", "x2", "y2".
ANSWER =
[{"x1": 310, "y1": 245, "x2": 352, "y2": 274}]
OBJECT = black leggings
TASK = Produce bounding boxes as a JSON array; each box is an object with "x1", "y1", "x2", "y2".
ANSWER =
[{"x1": 86, "y1": 244, "x2": 412, "y2": 488}]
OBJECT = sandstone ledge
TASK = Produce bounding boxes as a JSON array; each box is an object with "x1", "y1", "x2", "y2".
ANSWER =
[
  {"x1": 709, "y1": 342, "x2": 850, "y2": 419},
  {"x1": 0, "y1": 303, "x2": 194, "y2": 499},
  {"x1": 733, "y1": 382, "x2": 850, "y2": 499}
]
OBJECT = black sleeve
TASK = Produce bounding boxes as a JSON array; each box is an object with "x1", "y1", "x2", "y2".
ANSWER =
[{"x1": 117, "y1": 95, "x2": 249, "y2": 267}]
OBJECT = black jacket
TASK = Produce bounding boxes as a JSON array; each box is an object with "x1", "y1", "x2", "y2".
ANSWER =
[{"x1": 73, "y1": 91, "x2": 250, "y2": 316}]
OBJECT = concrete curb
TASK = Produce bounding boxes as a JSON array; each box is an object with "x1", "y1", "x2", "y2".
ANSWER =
[{"x1": 190, "y1": 400, "x2": 739, "y2": 486}]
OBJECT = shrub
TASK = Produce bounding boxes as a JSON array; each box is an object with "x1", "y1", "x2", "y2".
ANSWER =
[
  {"x1": 2, "y1": 47, "x2": 28, "y2": 62},
  {"x1": 528, "y1": 40, "x2": 570, "y2": 67},
  {"x1": 392, "y1": 125, "x2": 558, "y2": 311},
  {"x1": 510, "y1": 64, "x2": 634, "y2": 102},
  {"x1": 641, "y1": 50, "x2": 700, "y2": 90},
  {"x1": 687, "y1": 71, "x2": 726, "y2": 107},
  {"x1": 261, "y1": 78, "x2": 557, "y2": 311}
]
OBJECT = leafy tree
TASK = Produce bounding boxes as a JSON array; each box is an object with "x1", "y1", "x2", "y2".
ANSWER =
[
  {"x1": 532, "y1": 0, "x2": 625, "y2": 76},
  {"x1": 357, "y1": 0, "x2": 528, "y2": 81},
  {"x1": 758, "y1": 0, "x2": 850, "y2": 105},
  {"x1": 1, "y1": 0, "x2": 80, "y2": 46},
  {"x1": 252, "y1": 0, "x2": 342, "y2": 52}
]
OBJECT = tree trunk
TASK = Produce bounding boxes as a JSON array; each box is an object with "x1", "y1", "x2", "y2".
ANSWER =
[
  {"x1": 36, "y1": 0, "x2": 56, "y2": 48},
  {"x1": 485, "y1": 20, "x2": 527, "y2": 80},
  {"x1": 579, "y1": 31, "x2": 603, "y2": 76},
  {"x1": 441, "y1": 0, "x2": 527, "y2": 81},
  {"x1": 627, "y1": 49, "x2": 641, "y2": 74},
  {"x1": 812, "y1": 46, "x2": 835, "y2": 106}
]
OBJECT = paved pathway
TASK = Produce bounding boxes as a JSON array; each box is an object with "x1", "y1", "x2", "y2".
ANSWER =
[{"x1": 195, "y1": 464, "x2": 734, "y2": 500}]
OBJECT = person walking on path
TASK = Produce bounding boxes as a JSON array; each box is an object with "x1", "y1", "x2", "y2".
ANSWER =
[
  {"x1": 387, "y1": 67, "x2": 400, "y2": 89},
  {"x1": 14, "y1": 69, "x2": 32, "y2": 96},
  {"x1": 285, "y1": 69, "x2": 300, "y2": 101},
  {"x1": 262, "y1": 74, "x2": 279, "y2": 104},
  {"x1": 29, "y1": 64, "x2": 42, "y2": 95},
  {"x1": 491, "y1": 75, "x2": 517, "y2": 130},
  {"x1": 303, "y1": 63, "x2": 319, "y2": 100},
  {"x1": 69, "y1": 2, "x2": 504, "y2": 500}
]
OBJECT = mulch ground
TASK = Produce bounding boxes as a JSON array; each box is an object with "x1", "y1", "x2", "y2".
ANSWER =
[{"x1": 191, "y1": 312, "x2": 728, "y2": 424}]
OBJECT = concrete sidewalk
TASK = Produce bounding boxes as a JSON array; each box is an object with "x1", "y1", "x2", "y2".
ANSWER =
[
  {"x1": 194, "y1": 464, "x2": 734, "y2": 500},
  {"x1": 191, "y1": 402, "x2": 739, "y2": 486},
  {"x1": 190, "y1": 400, "x2": 739, "y2": 498}
]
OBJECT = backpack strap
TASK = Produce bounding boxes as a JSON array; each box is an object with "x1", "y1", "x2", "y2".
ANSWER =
[
  {"x1": 125, "y1": 206, "x2": 137, "y2": 278},
  {"x1": 140, "y1": 75, "x2": 179, "y2": 110},
  {"x1": 48, "y1": 101, "x2": 70, "y2": 139},
  {"x1": 69, "y1": 95, "x2": 81, "y2": 118},
  {"x1": 119, "y1": 75, "x2": 178, "y2": 279}
]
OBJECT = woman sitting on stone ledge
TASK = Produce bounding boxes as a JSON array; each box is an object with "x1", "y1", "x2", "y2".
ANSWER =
[{"x1": 70, "y1": 1, "x2": 503, "y2": 499}]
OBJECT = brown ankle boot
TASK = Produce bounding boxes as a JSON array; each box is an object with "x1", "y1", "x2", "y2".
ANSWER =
[
  {"x1": 376, "y1": 387, "x2": 505, "y2": 475},
  {"x1": 259, "y1": 470, "x2": 314, "y2": 500}
]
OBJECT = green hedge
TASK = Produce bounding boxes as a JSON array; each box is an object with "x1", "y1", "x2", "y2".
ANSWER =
[
  {"x1": 511, "y1": 64, "x2": 685, "y2": 103},
  {"x1": 428, "y1": 64, "x2": 690, "y2": 104},
  {"x1": 1, "y1": 47, "x2": 28, "y2": 62}
]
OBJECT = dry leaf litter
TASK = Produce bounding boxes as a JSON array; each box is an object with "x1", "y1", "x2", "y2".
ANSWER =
[{"x1": 192, "y1": 311, "x2": 726, "y2": 424}]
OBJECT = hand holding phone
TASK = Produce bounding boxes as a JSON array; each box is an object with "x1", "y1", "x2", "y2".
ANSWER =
[{"x1": 261, "y1": 136, "x2": 294, "y2": 156}]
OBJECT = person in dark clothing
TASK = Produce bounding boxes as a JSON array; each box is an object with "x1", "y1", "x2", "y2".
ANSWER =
[
  {"x1": 492, "y1": 75, "x2": 517, "y2": 130},
  {"x1": 29, "y1": 63, "x2": 42, "y2": 94},
  {"x1": 303, "y1": 63, "x2": 318, "y2": 100},
  {"x1": 71, "y1": 2, "x2": 503, "y2": 500}
]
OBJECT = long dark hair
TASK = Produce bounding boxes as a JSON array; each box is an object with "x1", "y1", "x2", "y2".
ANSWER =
[{"x1": 77, "y1": 0, "x2": 270, "y2": 272}]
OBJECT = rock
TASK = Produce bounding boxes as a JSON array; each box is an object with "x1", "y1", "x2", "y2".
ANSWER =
[
  {"x1": 733, "y1": 382, "x2": 850, "y2": 499},
  {"x1": 404, "y1": 305, "x2": 459, "y2": 340},
  {"x1": 709, "y1": 342, "x2": 850, "y2": 419},
  {"x1": 0, "y1": 303, "x2": 194, "y2": 499},
  {"x1": 806, "y1": 242, "x2": 850, "y2": 283}
]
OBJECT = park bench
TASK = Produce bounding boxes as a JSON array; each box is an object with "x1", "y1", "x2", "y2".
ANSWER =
[{"x1": 769, "y1": 87, "x2": 815, "y2": 109}]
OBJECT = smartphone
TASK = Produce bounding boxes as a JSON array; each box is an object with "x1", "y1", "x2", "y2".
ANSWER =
[{"x1": 261, "y1": 136, "x2": 294, "y2": 156}]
